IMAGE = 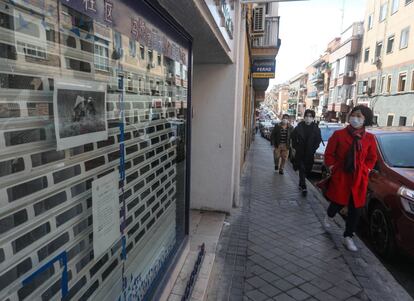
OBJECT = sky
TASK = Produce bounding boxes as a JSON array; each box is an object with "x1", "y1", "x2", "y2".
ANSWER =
[{"x1": 269, "y1": 0, "x2": 367, "y2": 89}]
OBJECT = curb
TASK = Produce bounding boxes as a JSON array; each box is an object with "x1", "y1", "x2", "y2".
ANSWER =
[{"x1": 304, "y1": 175, "x2": 413, "y2": 301}]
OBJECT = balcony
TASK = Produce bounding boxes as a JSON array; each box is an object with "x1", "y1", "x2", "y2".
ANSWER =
[
  {"x1": 310, "y1": 72, "x2": 324, "y2": 84},
  {"x1": 251, "y1": 16, "x2": 280, "y2": 57}
]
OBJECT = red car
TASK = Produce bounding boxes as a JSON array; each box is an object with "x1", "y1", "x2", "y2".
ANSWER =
[{"x1": 365, "y1": 127, "x2": 414, "y2": 258}]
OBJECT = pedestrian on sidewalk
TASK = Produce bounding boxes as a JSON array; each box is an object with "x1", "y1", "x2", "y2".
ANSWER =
[
  {"x1": 323, "y1": 105, "x2": 377, "y2": 252},
  {"x1": 270, "y1": 114, "x2": 293, "y2": 175},
  {"x1": 291, "y1": 109, "x2": 322, "y2": 195}
]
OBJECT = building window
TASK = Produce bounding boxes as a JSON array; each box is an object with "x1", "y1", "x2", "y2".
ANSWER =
[
  {"x1": 367, "y1": 14, "x2": 373, "y2": 30},
  {"x1": 364, "y1": 48, "x2": 370, "y2": 62},
  {"x1": 400, "y1": 27, "x2": 410, "y2": 49},
  {"x1": 380, "y1": 76, "x2": 386, "y2": 93},
  {"x1": 406, "y1": 0, "x2": 413, "y2": 5},
  {"x1": 148, "y1": 49, "x2": 153, "y2": 63},
  {"x1": 375, "y1": 41, "x2": 383, "y2": 58},
  {"x1": 129, "y1": 39, "x2": 136, "y2": 57},
  {"x1": 379, "y1": 3, "x2": 388, "y2": 22},
  {"x1": 387, "y1": 115, "x2": 394, "y2": 126},
  {"x1": 358, "y1": 80, "x2": 368, "y2": 95},
  {"x1": 94, "y1": 43, "x2": 109, "y2": 72},
  {"x1": 399, "y1": 116, "x2": 407, "y2": 126},
  {"x1": 370, "y1": 78, "x2": 377, "y2": 94},
  {"x1": 16, "y1": 41, "x2": 47, "y2": 59},
  {"x1": 338, "y1": 58, "x2": 346, "y2": 75},
  {"x1": 139, "y1": 45, "x2": 145, "y2": 60},
  {"x1": 113, "y1": 31, "x2": 123, "y2": 59},
  {"x1": 398, "y1": 73, "x2": 407, "y2": 91},
  {"x1": 392, "y1": 0, "x2": 399, "y2": 14},
  {"x1": 412, "y1": 70, "x2": 414, "y2": 90},
  {"x1": 386, "y1": 35, "x2": 395, "y2": 53},
  {"x1": 386, "y1": 75, "x2": 392, "y2": 92},
  {"x1": 157, "y1": 54, "x2": 162, "y2": 66},
  {"x1": 373, "y1": 115, "x2": 379, "y2": 125}
]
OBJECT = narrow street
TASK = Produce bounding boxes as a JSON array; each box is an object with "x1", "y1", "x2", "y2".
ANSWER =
[{"x1": 205, "y1": 135, "x2": 412, "y2": 301}]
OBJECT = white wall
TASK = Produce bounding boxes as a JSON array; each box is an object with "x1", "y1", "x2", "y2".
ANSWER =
[
  {"x1": 190, "y1": 1, "x2": 245, "y2": 213},
  {"x1": 190, "y1": 63, "x2": 238, "y2": 212}
]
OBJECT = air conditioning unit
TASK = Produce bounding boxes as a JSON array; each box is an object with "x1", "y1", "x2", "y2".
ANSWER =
[
  {"x1": 362, "y1": 86, "x2": 367, "y2": 93},
  {"x1": 253, "y1": 5, "x2": 265, "y2": 33}
]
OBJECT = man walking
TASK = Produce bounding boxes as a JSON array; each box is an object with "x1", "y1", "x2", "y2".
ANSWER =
[
  {"x1": 291, "y1": 110, "x2": 322, "y2": 195},
  {"x1": 270, "y1": 114, "x2": 293, "y2": 175}
]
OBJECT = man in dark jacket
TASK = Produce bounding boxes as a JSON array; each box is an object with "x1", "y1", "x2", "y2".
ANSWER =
[
  {"x1": 270, "y1": 114, "x2": 293, "y2": 175},
  {"x1": 291, "y1": 109, "x2": 322, "y2": 195}
]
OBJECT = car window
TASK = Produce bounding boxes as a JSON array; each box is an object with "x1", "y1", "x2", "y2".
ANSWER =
[
  {"x1": 377, "y1": 133, "x2": 414, "y2": 168},
  {"x1": 320, "y1": 127, "x2": 342, "y2": 141}
]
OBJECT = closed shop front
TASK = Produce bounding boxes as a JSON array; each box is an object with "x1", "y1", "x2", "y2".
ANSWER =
[{"x1": 0, "y1": 0, "x2": 191, "y2": 300}]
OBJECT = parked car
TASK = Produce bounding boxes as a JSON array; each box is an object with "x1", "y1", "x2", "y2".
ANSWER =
[
  {"x1": 364, "y1": 127, "x2": 414, "y2": 258},
  {"x1": 313, "y1": 124, "x2": 345, "y2": 174},
  {"x1": 260, "y1": 121, "x2": 273, "y2": 138}
]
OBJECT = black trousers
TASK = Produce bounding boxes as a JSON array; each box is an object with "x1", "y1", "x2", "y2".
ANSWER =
[
  {"x1": 299, "y1": 161, "x2": 312, "y2": 188},
  {"x1": 327, "y1": 197, "x2": 361, "y2": 238}
]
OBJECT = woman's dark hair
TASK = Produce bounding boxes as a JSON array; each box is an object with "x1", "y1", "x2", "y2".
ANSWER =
[
  {"x1": 350, "y1": 105, "x2": 374, "y2": 126},
  {"x1": 304, "y1": 109, "x2": 316, "y2": 118},
  {"x1": 282, "y1": 114, "x2": 290, "y2": 119}
]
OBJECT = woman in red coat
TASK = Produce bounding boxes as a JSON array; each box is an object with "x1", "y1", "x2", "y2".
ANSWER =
[{"x1": 324, "y1": 105, "x2": 377, "y2": 252}]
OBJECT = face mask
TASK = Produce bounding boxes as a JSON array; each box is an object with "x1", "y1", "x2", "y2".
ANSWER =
[
  {"x1": 349, "y1": 116, "x2": 364, "y2": 128},
  {"x1": 304, "y1": 117, "x2": 314, "y2": 125},
  {"x1": 282, "y1": 119, "x2": 288, "y2": 124}
]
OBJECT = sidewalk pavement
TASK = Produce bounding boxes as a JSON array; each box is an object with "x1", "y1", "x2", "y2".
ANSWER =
[{"x1": 205, "y1": 135, "x2": 413, "y2": 301}]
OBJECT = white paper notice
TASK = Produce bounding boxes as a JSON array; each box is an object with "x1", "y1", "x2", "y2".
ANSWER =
[{"x1": 92, "y1": 171, "x2": 120, "y2": 259}]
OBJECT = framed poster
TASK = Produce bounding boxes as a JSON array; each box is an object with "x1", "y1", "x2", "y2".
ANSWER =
[
  {"x1": 53, "y1": 79, "x2": 108, "y2": 150},
  {"x1": 92, "y1": 171, "x2": 120, "y2": 259}
]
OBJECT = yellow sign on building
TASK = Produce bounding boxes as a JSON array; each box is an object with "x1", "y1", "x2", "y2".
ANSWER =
[{"x1": 252, "y1": 72, "x2": 275, "y2": 78}]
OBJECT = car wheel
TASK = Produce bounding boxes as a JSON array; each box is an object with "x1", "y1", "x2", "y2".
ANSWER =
[{"x1": 369, "y1": 202, "x2": 396, "y2": 258}]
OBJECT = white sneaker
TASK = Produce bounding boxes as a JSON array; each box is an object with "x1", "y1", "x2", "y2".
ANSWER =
[
  {"x1": 343, "y1": 237, "x2": 358, "y2": 252},
  {"x1": 324, "y1": 214, "x2": 333, "y2": 228}
]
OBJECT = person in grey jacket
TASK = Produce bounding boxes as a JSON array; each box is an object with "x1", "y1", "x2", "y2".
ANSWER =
[{"x1": 270, "y1": 114, "x2": 293, "y2": 175}]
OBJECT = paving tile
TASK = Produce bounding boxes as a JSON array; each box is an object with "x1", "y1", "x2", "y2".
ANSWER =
[
  {"x1": 273, "y1": 293, "x2": 296, "y2": 301},
  {"x1": 272, "y1": 279, "x2": 295, "y2": 292},
  {"x1": 298, "y1": 282, "x2": 321, "y2": 296},
  {"x1": 258, "y1": 271, "x2": 279, "y2": 283},
  {"x1": 326, "y1": 286, "x2": 353, "y2": 300},
  {"x1": 245, "y1": 289, "x2": 268, "y2": 301},
  {"x1": 247, "y1": 276, "x2": 269, "y2": 288},
  {"x1": 285, "y1": 288, "x2": 310, "y2": 301},
  {"x1": 312, "y1": 291, "x2": 338, "y2": 301},
  {"x1": 259, "y1": 284, "x2": 281, "y2": 298}
]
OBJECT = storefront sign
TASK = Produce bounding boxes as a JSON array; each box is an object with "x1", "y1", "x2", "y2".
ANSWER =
[
  {"x1": 92, "y1": 172, "x2": 120, "y2": 259},
  {"x1": 252, "y1": 59, "x2": 276, "y2": 78},
  {"x1": 218, "y1": 0, "x2": 234, "y2": 39},
  {"x1": 60, "y1": 0, "x2": 188, "y2": 64}
]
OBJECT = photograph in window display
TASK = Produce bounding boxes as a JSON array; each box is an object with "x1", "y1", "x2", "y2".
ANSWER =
[{"x1": 53, "y1": 79, "x2": 108, "y2": 150}]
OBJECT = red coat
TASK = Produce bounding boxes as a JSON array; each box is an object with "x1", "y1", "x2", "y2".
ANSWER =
[{"x1": 324, "y1": 128, "x2": 377, "y2": 208}]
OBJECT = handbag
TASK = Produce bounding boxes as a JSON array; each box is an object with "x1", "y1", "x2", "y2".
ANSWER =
[{"x1": 316, "y1": 174, "x2": 331, "y2": 195}]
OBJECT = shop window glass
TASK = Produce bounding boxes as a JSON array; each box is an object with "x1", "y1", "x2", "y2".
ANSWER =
[{"x1": 0, "y1": 1, "x2": 190, "y2": 300}]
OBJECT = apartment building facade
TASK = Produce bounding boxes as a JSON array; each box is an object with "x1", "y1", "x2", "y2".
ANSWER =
[
  {"x1": 357, "y1": 0, "x2": 414, "y2": 126},
  {"x1": 328, "y1": 22, "x2": 363, "y2": 123}
]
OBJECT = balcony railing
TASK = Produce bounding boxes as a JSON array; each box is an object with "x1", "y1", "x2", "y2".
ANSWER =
[
  {"x1": 310, "y1": 72, "x2": 324, "y2": 84},
  {"x1": 252, "y1": 16, "x2": 280, "y2": 48}
]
